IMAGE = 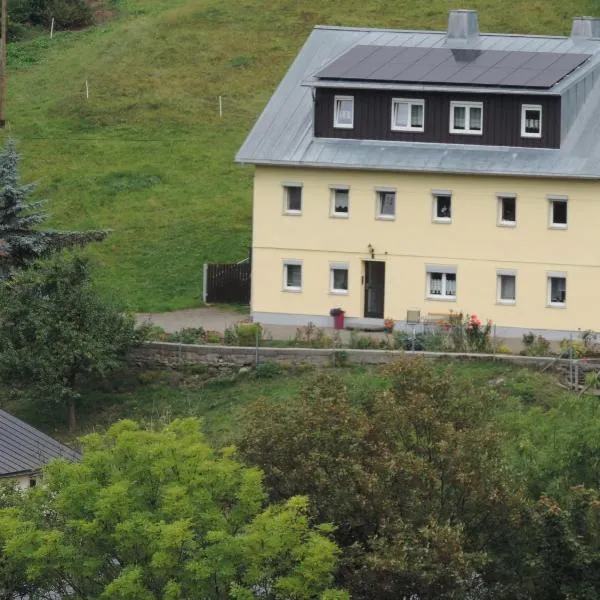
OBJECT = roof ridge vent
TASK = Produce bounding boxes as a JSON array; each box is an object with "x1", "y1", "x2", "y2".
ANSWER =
[
  {"x1": 446, "y1": 9, "x2": 480, "y2": 47},
  {"x1": 571, "y1": 16, "x2": 600, "y2": 39}
]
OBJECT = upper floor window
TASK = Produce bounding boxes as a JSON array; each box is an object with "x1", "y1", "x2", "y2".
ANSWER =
[
  {"x1": 283, "y1": 184, "x2": 302, "y2": 215},
  {"x1": 334, "y1": 95, "x2": 354, "y2": 129},
  {"x1": 376, "y1": 189, "x2": 396, "y2": 220},
  {"x1": 432, "y1": 191, "x2": 452, "y2": 223},
  {"x1": 521, "y1": 104, "x2": 542, "y2": 138},
  {"x1": 391, "y1": 98, "x2": 424, "y2": 132},
  {"x1": 450, "y1": 101, "x2": 483, "y2": 135},
  {"x1": 330, "y1": 186, "x2": 349, "y2": 217},
  {"x1": 497, "y1": 194, "x2": 516, "y2": 226},
  {"x1": 548, "y1": 196, "x2": 568, "y2": 229}
]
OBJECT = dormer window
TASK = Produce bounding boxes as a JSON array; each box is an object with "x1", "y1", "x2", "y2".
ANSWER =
[
  {"x1": 521, "y1": 104, "x2": 542, "y2": 138},
  {"x1": 391, "y1": 98, "x2": 425, "y2": 132},
  {"x1": 334, "y1": 95, "x2": 354, "y2": 129},
  {"x1": 450, "y1": 101, "x2": 483, "y2": 135}
]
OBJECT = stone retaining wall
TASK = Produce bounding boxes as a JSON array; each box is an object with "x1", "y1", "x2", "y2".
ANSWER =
[{"x1": 134, "y1": 341, "x2": 599, "y2": 372}]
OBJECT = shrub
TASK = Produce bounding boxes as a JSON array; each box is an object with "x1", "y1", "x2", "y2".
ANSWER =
[
  {"x1": 224, "y1": 323, "x2": 263, "y2": 346},
  {"x1": 496, "y1": 343, "x2": 513, "y2": 355},
  {"x1": 332, "y1": 350, "x2": 349, "y2": 367},
  {"x1": 254, "y1": 361, "x2": 281, "y2": 379},
  {"x1": 446, "y1": 312, "x2": 492, "y2": 353},
  {"x1": 521, "y1": 332, "x2": 551, "y2": 356},
  {"x1": 144, "y1": 324, "x2": 167, "y2": 341},
  {"x1": 293, "y1": 322, "x2": 339, "y2": 348},
  {"x1": 10, "y1": 0, "x2": 93, "y2": 29},
  {"x1": 349, "y1": 331, "x2": 381, "y2": 349},
  {"x1": 204, "y1": 330, "x2": 223, "y2": 344},
  {"x1": 166, "y1": 327, "x2": 205, "y2": 344}
]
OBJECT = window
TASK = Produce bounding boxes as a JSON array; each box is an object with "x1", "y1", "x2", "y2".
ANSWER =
[
  {"x1": 29, "y1": 478, "x2": 37, "y2": 488},
  {"x1": 427, "y1": 267, "x2": 457, "y2": 299},
  {"x1": 450, "y1": 101, "x2": 483, "y2": 135},
  {"x1": 548, "y1": 275, "x2": 566, "y2": 306},
  {"x1": 498, "y1": 195, "x2": 516, "y2": 226},
  {"x1": 334, "y1": 95, "x2": 354, "y2": 129},
  {"x1": 330, "y1": 187, "x2": 349, "y2": 217},
  {"x1": 283, "y1": 261, "x2": 302, "y2": 291},
  {"x1": 283, "y1": 184, "x2": 302, "y2": 215},
  {"x1": 549, "y1": 197, "x2": 568, "y2": 228},
  {"x1": 433, "y1": 192, "x2": 452, "y2": 222},
  {"x1": 391, "y1": 98, "x2": 425, "y2": 131},
  {"x1": 521, "y1": 104, "x2": 542, "y2": 138},
  {"x1": 497, "y1": 272, "x2": 516, "y2": 304},
  {"x1": 330, "y1": 263, "x2": 349, "y2": 294},
  {"x1": 376, "y1": 190, "x2": 396, "y2": 219}
]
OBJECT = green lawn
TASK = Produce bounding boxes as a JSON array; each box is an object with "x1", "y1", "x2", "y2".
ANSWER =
[{"x1": 4, "y1": 0, "x2": 598, "y2": 310}]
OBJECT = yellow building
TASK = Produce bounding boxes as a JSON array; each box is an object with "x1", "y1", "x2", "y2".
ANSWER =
[{"x1": 238, "y1": 11, "x2": 600, "y2": 339}]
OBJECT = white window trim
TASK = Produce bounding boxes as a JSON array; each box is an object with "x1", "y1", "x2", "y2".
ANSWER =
[
  {"x1": 548, "y1": 196, "x2": 568, "y2": 229},
  {"x1": 282, "y1": 183, "x2": 303, "y2": 216},
  {"x1": 426, "y1": 266, "x2": 457, "y2": 301},
  {"x1": 497, "y1": 194, "x2": 517, "y2": 227},
  {"x1": 329, "y1": 186, "x2": 350, "y2": 219},
  {"x1": 329, "y1": 262, "x2": 349, "y2": 295},
  {"x1": 375, "y1": 188, "x2": 396, "y2": 220},
  {"x1": 283, "y1": 260, "x2": 302, "y2": 293},
  {"x1": 449, "y1": 101, "x2": 483, "y2": 135},
  {"x1": 521, "y1": 104, "x2": 542, "y2": 139},
  {"x1": 334, "y1": 95, "x2": 354, "y2": 129},
  {"x1": 496, "y1": 271, "x2": 517, "y2": 305},
  {"x1": 547, "y1": 272, "x2": 567, "y2": 308},
  {"x1": 391, "y1": 98, "x2": 425, "y2": 132},
  {"x1": 432, "y1": 191, "x2": 452, "y2": 223}
]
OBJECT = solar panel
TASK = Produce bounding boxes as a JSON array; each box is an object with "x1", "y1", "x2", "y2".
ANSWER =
[{"x1": 315, "y1": 45, "x2": 591, "y2": 89}]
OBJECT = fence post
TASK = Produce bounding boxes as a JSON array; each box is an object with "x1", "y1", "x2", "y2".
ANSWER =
[
  {"x1": 202, "y1": 264, "x2": 208, "y2": 304},
  {"x1": 569, "y1": 334, "x2": 574, "y2": 390},
  {"x1": 493, "y1": 324, "x2": 497, "y2": 359},
  {"x1": 255, "y1": 327, "x2": 260, "y2": 366}
]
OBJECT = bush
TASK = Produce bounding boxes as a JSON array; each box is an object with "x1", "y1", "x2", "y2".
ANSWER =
[
  {"x1": 521, "y1": 332, "x2": 551, "y2": 356},
  {"x1": 394, "y1": 330, "x2": 448, "y2": 352},
  {"x1": 254, "y1": 361, "x2": 281, "y2": 379},
  {"x1": 331, "y1": 350, "x2": 349, "y2": 367},
  {"x1": 496, "y1": 343, "x2": 513, "y2": 355},
  {"x1": 10, "y1": 0, "x2": 93, "y2": 29},
  {"x1": 166, "y1": 327, "x2": 205, "y2": 344},
  {"x1": 293, "y1": 322, "x2": 339, "y2": 348},
  {"x1": 224, "y1": 323, "x2": 263, "y2": 346}
]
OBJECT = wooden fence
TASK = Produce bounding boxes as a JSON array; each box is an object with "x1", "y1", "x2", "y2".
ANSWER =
[{"x1": 203, "y1": 262, "x2": 251, "y2": 304}]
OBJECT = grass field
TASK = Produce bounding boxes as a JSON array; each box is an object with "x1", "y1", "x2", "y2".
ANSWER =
[{"x1": 4, "y1": 0, "x2": 599, "y2": 310}]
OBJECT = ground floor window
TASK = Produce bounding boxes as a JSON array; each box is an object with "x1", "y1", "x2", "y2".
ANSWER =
[
  {"x1": 283, "y1": 262, "x2": 302, "y2": 291},
  {"x1": 330, "y1": 264, "x2": 349, "y2": 294},
  {"x1": 548, "y1": 275, "x2": 566, "y2": 306},
  {"x1": 427, "y1": 269, "x2": 456, "y2": 299},
  {"x1": 497, "y1": 272, "x2": 516, "y2": 303}
]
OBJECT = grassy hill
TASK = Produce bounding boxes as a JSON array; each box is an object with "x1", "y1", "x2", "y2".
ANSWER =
[{"x1": 4, "y1": 0, "x2": 598, "y2": 311}]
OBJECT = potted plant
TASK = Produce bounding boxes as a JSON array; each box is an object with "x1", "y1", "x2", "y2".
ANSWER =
[
  {"x1": 383, "y1": 317, "x2": 395, "y2": 333},
  {"x1": 330, "y1": 307, "x2": 345, "y2": 330}
]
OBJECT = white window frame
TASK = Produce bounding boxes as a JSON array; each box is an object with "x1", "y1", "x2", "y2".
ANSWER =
[
  {"x1": 329, "y1": 262, "x2": 349, "y2": 295},
  {"x1": 497, "y1": 270, "x2": 517, "y2": 305},
  {"x1": 548, "y1": 195, "x2": 568, "y2": 229},
  {"x1": 497, "y1": 194, "x2": 517, "y2": 227},
  {"x1": 329, "y1": 186, "x2": 350, "y2": 218},
  {"x1": 334, "y1": 95, "x2": 354, "y2": 129},
  {"x1": 391, "y1": 98, "x2": 425, "y2": 132},
  {"x1": 432, "y1": 190, "x2": 452, "y2": 223},
  {"x1": 283, "y1": 260, "x2": 302, "y2": 292},
  {"x1": 426, "y1": 266, "x2": 457, "y2": 301},
  {"x1": 375, "y1": 188, "x2": 396, "y2": 220},
  {"x1": 521, "y1": 104, "x2": 542, "y2": 139},
  {"x1": 449, "y1": 101, "x2": 483, "y2": 135},
  {"x1": 547, "y1": 272, "x2": 567, "y2": 308},
  {"x1": 282, "y1": 183, "x2": 303, "y2": 216}
]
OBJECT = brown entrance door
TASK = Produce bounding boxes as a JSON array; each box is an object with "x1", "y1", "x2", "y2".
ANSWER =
[{"x1": 364, "y1": 261, "x2": 385, "y2": 318}]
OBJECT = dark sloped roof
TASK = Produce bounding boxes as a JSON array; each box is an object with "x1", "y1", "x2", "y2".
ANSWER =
[{"x1": 0, "y1": 409, "x2": 80, "y2": 476}]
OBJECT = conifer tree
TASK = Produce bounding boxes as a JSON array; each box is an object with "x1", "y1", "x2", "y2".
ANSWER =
[{"x1": 0, "y1": 140, "x2": 108, "y2": 276}]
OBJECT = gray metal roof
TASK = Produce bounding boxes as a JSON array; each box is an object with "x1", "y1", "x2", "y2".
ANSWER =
[
  {"x1": 0, "y1": 409, "x2": 80, "y2": 476},
  {"x1": 236, "y1": 25, "x2": 600, "y2": 179}
]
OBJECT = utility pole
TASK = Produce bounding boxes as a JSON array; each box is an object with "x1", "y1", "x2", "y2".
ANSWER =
[{"x1": 0, "y1": 0, "x2": 7, "y2": 128}]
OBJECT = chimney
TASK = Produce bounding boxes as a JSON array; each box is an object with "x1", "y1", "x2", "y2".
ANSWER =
[
  {"x1": 446, "y1": 9, "x2": 480, "y2": 46},
  {"x1": 571, "y1": 16, "x2": 600, "y2": 39}
]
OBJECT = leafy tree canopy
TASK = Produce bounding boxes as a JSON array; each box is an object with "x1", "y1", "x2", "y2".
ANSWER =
[
  {"x1": 0, "y1": 419, "x2": 348, "y2": 600},
  {"x1": 0, "y1": 255, "x2": 142, "y2": 432}
]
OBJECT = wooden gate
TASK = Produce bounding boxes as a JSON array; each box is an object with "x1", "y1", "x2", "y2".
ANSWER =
[{"x1": 204, "y1": 262, "x2": 251, "y2": 304}]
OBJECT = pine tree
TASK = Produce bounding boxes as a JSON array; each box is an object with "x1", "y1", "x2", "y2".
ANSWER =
[{"x1": 0, "y1": 140, "x2": 108, "y2": 276}]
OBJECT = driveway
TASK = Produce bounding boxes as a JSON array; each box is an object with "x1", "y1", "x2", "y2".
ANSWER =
[{"x1": 136, "y1": 307, "x2": 248, "y2": 334}]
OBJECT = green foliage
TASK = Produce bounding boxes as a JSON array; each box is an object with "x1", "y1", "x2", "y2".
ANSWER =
[
  {"x1": 522, "y1": 332, "x2": 551, "y2": 356},
  {"x1": 224, "y1": 322, "x2": 263, "y2": 346},
  {"x1": 0, "y1": 419, "x2": 347, "y2": 599},
  {"x1": 331, "y1": 350, "x2": 349, "y2": 367},
  {"x1": 254, "y1": 360, "x2": 282, "y2": 379},
  {"x1": 447, "y1": 312, "x2": 493, "y2": 353},
  {"x1": 10, "y1": 0, "x2": 93, "y2": 29},
  {"x1": 0, "y1": 140, "x2": 108, "y2": 276},
  {"x1": 394, "y1": 329, "x2": 448, "y2": 351},
  {"x1": 293, "y1": 322, "x2": 340, "y2": 348},
  {"x1": 166, "y1": 326, "x2": 206, "y2": 344},
  {"x1": 0, "y1": 255, "x2": 142, "y2": 431},
  {"x1": 348, "y1": 330, "x2": 387, "y2": 349},
  {"x1": 239, "y1": 358, "x2": 527, "y2": 599}
]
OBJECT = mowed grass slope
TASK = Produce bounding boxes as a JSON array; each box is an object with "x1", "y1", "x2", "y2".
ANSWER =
[{"x1": 4, "y1": 0, "x2": 598, "y2": 310}]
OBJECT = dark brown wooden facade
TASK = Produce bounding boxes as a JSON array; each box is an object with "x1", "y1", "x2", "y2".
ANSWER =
[{"x1": 314, "y1": 88, "x2": 561, "y2": 149}]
